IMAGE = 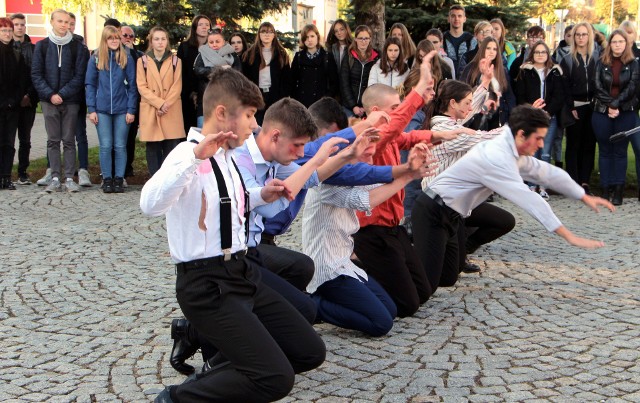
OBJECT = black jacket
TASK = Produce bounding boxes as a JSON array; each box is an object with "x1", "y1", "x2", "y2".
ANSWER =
[
  {"x1": 291, "y1": 48, "x2": 334, "y2": 108},
  {"x1": 13, "y1": 34, "x2": 37, "y2": 104},
  {"x1": 339, "y1": 48, "x2": 379, "y2": 110},
  {"x1": 193, "y1": 51, "x2": 242, "y2": 116},
  {"x1": 560, "y1": 51, "x2": 599, "y2": 108},
  {"x1": 0, "y1": 40, "x2": 27, "y2": 110},
  {"x1": 593, "y1": 58, "x2": 639, "y2": 113},
  {"x1": 242, "y1": 47, "x2": 291, "y2": 103},
  {"x1": 514, "y1": 63, "x2": 565, "y2": 116}
]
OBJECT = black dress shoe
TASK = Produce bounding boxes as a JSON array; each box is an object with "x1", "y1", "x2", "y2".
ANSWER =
[
  {"x1": 170, "y1": 318, "x2": 199, "y2": 375},
  {"x1": 462, "y1": 260, "x2": 482, "y2": 273}
]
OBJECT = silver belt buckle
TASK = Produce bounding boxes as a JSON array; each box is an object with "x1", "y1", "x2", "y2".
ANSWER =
[{"x1": 223, "y1": 249, "x2": 232, "y2": 261}]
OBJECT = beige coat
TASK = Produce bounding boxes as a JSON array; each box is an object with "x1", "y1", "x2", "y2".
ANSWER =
[{"x1": 137, "y1": 55, "x2": 186, "y2": 142}]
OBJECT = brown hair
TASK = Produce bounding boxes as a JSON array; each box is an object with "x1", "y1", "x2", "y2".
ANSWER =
[
  {"x1": 380, "y1": 37, "x2": 408, "y2": 75},
  {"x1": 203, "y1": 68, "x2": 264, "y2": 119},
  {"x1": 601, "y1": 29, "x2": 635, "y2": 65},
  {"x1": 415, "y1": 39, "x2": 445, "y2": 87},
  {"x1": 185, "y1": 15, "x2": 212, "y2": 48},
  {"x1": 490, "y1": 18, "x2": 507, "y2": 53},
  {"x1": 300, "y1": 24, "x2": 321, "y2": 51},
  {"x1": 521, "y1": 40, "x2": 553, "y2": 74},
  {"x1": 243, "y1": 22, "x2": 289, "y2": 69},
  {"x1": 146, "y1": 26, "x2": 171, "y2": 51},
  {"x1": 97, "y1": 26, "x2": 128, "y2": 70},
  {"x1": 263, "y1": 98, "x2": 317, "y2": 139},
  {"x1": 449, "y1": 4, "x2": 465, "y2": 14},
  {"x1": 388, "y1": 23, "x2": 416, "y2": 59},
  {"x1": 466, "y1": 37, "x2": 508, "y2": 92},
  {"x1": 326, "y1": 19, "x2": 353, "y2": 49},
  {"x1": 10, "y1": 13, "x2": 26, "y2": 21},
  {"x1": 423, "y1": 79, "x2": 473, "y2": 126},
  {"x1": 349, "y1": 25, "x2": 374, "y2": 62}
]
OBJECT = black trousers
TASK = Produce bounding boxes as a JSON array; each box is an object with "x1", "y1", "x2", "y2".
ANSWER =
[
  {"x1": 256, "y1": 243, "x2": 314, "y2": 292},
  {"x1": 173, "y1": 257, "x2": 325, "y2": 402},
  {"x1": 565, "y1": 104, "x2": 596, "y2": 185},
  {"x1": 16, "y1": 106, "x2": 36, "y2": 177},
  {"x1": 353, "y1": 225, "x2": 432, "y2": 318},
  {"x1": 197, "y1": 248, "x2": 317, "y2": 362},
  {"x1": 0, "y1": 107, "x2": 19, "y2": 179},
  {"x1": 146, "y1": 139, "x2": 182, "y2": 176},
  {"x1": 464, "y1": 202, "x2": 516, "y2": 256},
  {"x1": 412, "y1": 193, "x2": 466, "y2": 293}
]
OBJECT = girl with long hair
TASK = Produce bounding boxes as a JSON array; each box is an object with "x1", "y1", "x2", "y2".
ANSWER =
[
  {"x1": 176, "y1": 15, "x2": 211, "y2": 134},
  {"x1": 591, "y1": 29, "x2": 639, "y2": 205},
  {"x1": 388, "y1": 23, "x2": 417, "y2": 65},
  {"x1": 368, "y1": 37, "x2": 409, "y2": 89},
  {"x1": 559, "y1": 22, "x2": 599, "y2": 195},
  {"x1": 490, "y1": 18, "x2": 516, "y2": 69},
  {"x1": 137, "y1": 26, "x2": 185, "y2": 176},
  {"x1": 514, "y1": 40, "x2": 564, "y2": 198},
  {"x1": 415, "y1": 39, "x2": 453, "y2": 89},
  {"x1": 242, "y1": 22, "x2": 291, "y2": 124},
  {"x1": 291, "y1": 24, "x2": 334, "y2": 107},
  {"x1": 229, "y1": 31, "x2": 248, "y2": 61},
  {"x1": 339, "y1": 25, "x2": 380, "y2": 117},
  {"x1": 460, "y1": 36, "x2": 515, "y2": 129},
  {"x1": 458, "y1": 21, "x2": 492, "y2": 73},
  {"x1": 86, "y1": 26, "x2": 138, "y2": 193}
]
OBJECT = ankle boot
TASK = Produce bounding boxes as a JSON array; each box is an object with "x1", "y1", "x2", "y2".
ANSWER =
[
  {"x1": 113, "y1": 177, "x2": 124, "y2": 193},
  {"x1": 612, "y1": 184, "x2": 624, "y2": 206},
  {"x1": 170, "y1": 318, "x2": 199, "y2": 375},
  {"x1": 103, "y1": 178, "x2": 114, "y2": 193},
  {"x1": 1, "y1": 177, "x2": 16, "y2": 190}
]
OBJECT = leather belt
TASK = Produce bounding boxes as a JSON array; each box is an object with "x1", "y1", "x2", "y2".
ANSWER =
[
  {"x1": 424, "y1": 187, "x2": 460, "y2": 219},
  {"x1": 176, "y1": 250, "x2": 247, "y2": 271}
]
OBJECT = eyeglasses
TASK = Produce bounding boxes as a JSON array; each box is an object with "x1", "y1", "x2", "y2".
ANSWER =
[
  {"x1": 121, "y1": 33, "x2": 134, "y2": 39},
  {"x1": 574, "y1": 33, "x2": 589, "y2": 38},
  {"x1": 480, "y1": 30, "x2": 492, "y2": 36},
  {"x1": 0, "y1": 29, "x2": 12, "y2": 34},
  {"x1": 533, "y1": 51, "x2": 548, "y2": 55},
  {"x1": 260, "y1": 30, "x2": 275, "y2": 34},
  {"x1": 356, "y1": 37, "x2": 371, "y2": 42}
]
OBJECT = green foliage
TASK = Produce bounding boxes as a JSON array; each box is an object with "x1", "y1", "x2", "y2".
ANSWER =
[
  {"x1": 189, "y1": 0, "x2": 290, "y2": 30},
  {"x1": 127, "y1": 0, "x2": 192, "y2": 50},
  {"x1": 41, "y1": 0, "x2": 137, "y2": 15},
  {"x1": 385, "y1": 0, "x2": 530, "y2": 45}
]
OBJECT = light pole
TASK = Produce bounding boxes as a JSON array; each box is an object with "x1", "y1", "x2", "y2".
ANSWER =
[{"x1": 610, "y1": 0, "x2": 614, "y2": 35}]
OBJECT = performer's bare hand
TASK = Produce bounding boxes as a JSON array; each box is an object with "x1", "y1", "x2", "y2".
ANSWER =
[
  {"x1": 193, "y1": 131, "x2": 237, "y2": 160},
  {"x1": 365, "y1": 110, "x2": 391, "y2": 127},
  {"x1": 261, "y1": 178, "x2": 293, "y2": 202},
  {"x1": 582, "y1": 194, "x2": 615, "y2": 213},
  {"x1": 339, "y1": 128, "x2": 378, "y2": 161},
  {"x1": 312, "y1": 137, "x2": 349, "y2": 166},
  {"x1": 566, "y1": 234, "x2": 605, "y2": 249}
]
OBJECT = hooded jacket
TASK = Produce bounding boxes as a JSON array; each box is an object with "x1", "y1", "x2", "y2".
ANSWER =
[
  {"x1": 339, "y1": 48, "x2": 380, "y2": 110},
  {"x1": 514, "y1": 63, "x2": 565, "y2": 116},
  {"x1": 85, "y1": 49, "x2": 138, "y2": 115}
]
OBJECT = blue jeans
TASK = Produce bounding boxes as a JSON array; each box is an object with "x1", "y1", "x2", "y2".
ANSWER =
[
  {"x1": 312, "y1": 275, "x2": 397, "y2": 337},
  {"x1": 592, "y1": 110, "x2": 634, "y2": 187},
  {"x1": 534, "y1": 115, "x2": 558, "y2": 162},
  {"x1": 96, "y1": 113, "x2": 129, "y2": 178}
]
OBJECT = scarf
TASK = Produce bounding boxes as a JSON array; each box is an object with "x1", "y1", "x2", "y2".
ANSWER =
[
  {"x1": 48, "y1": 31, "x2": 73, "y2": 68},
  {"x1": 198, "y1": 44, "x2": 234, "y2": 67}
]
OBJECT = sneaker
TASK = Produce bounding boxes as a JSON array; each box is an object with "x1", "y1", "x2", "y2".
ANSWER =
[
  {"x1": 37, "y1": 168, "x2": 53, "y2": 186},
  {"x1": 122, "y1": 178, "x2": 128, "y2": 188},
  {"x1": 65, "y1": 178, "x2": 80, "y2": 193},
  {"x1": 17, "y1": 175, "x2": 31, "y2": 185},
  {"x1": 539, "y1": 188, "x2": 549, "y2": 199},
  {"x1": 78, "y1": 168, "x2": 92, "y2": 187},
  {"x1": 45, "y1": 178, "x2": 61, "y2": 193}
]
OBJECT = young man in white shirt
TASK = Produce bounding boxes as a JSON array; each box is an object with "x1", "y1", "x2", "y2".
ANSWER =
[
  {"x1": 412, "y1": 105, "x2": 615, "y2": 293},
  {"x1": 141, "y1": 68, "x2": 326, "y2": 403}
]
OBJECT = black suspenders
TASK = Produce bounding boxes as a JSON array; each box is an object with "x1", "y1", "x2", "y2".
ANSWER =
[{"x1": 190, "y1": 140, "x2": 250, "y2": 260}]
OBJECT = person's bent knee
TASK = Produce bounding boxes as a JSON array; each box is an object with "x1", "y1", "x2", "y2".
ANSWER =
[
  {"x1": 291, "y1": 336, "x2": 326, "y2": 374},
  {"x1": 366, "y1": 315, "x2": 394, "y2": 337}
]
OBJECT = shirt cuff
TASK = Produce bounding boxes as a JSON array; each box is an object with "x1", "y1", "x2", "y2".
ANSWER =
[{"x1": 248, "y1": 187, "x2": 268, "y2": 208}]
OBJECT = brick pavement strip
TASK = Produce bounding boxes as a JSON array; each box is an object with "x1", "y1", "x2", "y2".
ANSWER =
[{"x1": 1, "y1": 187, "x2": 639, "y2": 402}]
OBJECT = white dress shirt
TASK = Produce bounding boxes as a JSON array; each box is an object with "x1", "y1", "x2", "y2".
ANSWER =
[
  {"x1": 302, "y1": 184, "x2": 377, "y2": 294},
  {"x1": 140, "y1": 128, "x2": 267, "y2": 263},
  {"x1": 429, "y1": 126, "x2": 585, "y2": 232}
]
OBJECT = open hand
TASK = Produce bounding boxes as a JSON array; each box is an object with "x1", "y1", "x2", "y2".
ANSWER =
[
  {"x1": 582, "y1": 194, "x2": 615, "y2": 214},
  {"x1": 313, "y1": 136, "x2": 349, "y2": 166},
  {"x1": 193, "y1": 131, "x2": 237, "y2": 160},
  {"x1": 532, "y1": 98, "x2": 546, "y2": 109}
]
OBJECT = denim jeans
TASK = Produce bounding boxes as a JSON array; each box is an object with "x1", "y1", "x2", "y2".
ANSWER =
[
  {"x1": 534, "y1": 115, "x2": 558, "y2": 162},
  {"x1": 312, "y1": 275, "x2": 397, "y2": 337},
  {"x1": 591, "y1": 110, "x2": 635, "y2": 187},
  {"x1": 96, "y1": 113, "x2": 129, "y2": 179}
]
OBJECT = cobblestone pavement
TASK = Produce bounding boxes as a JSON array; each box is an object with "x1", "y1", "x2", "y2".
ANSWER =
[{"x1": 1, "y1": 186, "x2": 639, "y2": 402}]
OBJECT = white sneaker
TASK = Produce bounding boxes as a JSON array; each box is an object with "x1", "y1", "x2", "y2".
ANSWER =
[
  {"x1": 539, "y1": 188, "x2": 549, "y2": 199},
  {"x1": 45, "y1": 178, "x2": 61, "y2": 193},
  {"x1": 78, "y1": 168, "x2": 92, "y2": 187},
  {"x1": 65, "y1": 178, "x2": 80, "y2": 193},
  {"x1": 37, "y1": 168, "x2": 53, "y2": 186},
  {"x1": 123, "y1": 178, "x2": 128, "y2": 188}
]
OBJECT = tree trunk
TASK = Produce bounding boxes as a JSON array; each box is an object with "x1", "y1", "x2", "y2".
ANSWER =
[{"x1": 352, "y1": 0, "x2": 386, "y2": 51}]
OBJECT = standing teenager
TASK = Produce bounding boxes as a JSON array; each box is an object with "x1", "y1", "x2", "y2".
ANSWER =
[
  {"x1": 137, "y1": 26, "x2": 185, "y2": 176},
  {"x1": 291, "y1": 24, "x2": 333, "y2": 107},
  {"x1": 340, "y1": 25, "x2": 380, "y2": 118}
]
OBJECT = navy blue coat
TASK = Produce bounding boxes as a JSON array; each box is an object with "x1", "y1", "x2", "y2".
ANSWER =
[
  {"x1": 85, "y1": 50, "x2": 138, "y2": 115},
  {"x1": 31, "y1": 38, "x2": 88, "y2": 104}
]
